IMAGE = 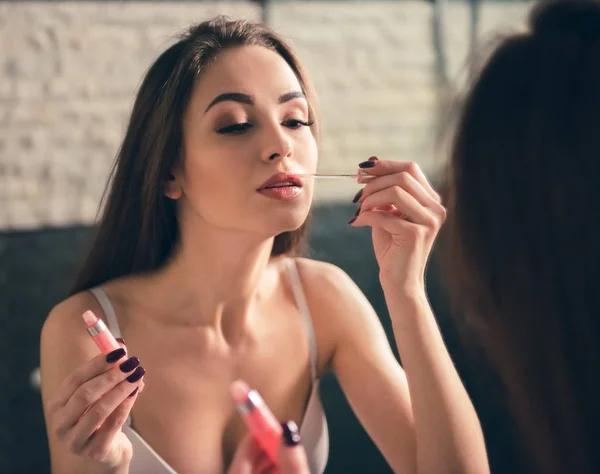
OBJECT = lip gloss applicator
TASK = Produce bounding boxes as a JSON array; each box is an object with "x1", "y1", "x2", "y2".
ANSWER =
[
  {"x1": 81, "y1": 310, "x2": 121, "y2": 354},
  {"x1": 231, "y1": 380, "x2": 283, "y2": 465},
  {"x1": 298, "y1": 170, "x2": 373, "y2": 180}
]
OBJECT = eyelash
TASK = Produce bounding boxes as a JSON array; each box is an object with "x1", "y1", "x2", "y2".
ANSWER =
[{"x1": 217, "y1": 119, "x2": 314, "y2": 135}]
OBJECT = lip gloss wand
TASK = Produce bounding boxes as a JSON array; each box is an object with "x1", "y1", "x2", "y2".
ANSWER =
[{"x1": 298, "y1": 171, "x2": 371, "y2": 181}]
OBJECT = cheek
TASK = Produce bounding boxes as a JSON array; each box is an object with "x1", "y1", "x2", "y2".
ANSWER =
[
  {"x1": 182, "y1": 159, "x2": 219, "y2": 196},
  {"x1": 184, "y1": 140, "x2": 253, "y2": 189},
  {"x1": 300, "y1": 134, "x2": 318, "y2": 172},
  {"x1": 180, "y1": 152, "x2": 248, "y2": 214}
]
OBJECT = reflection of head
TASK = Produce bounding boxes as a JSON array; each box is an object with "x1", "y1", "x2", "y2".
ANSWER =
[
  {"x1": 444, "y1": 1, "x2": 600, "y2": 473},
  {"x1": 72, "y1": 17, "x2": 317, "y2": 295}
]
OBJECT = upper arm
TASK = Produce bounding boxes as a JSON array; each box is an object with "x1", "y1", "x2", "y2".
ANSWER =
[
  {"x1": 40, "y1": 293, "x2": 107, "y2": 474},
  {"x1": 297, "y1": 259, "x2": 417, "y2": 473}
]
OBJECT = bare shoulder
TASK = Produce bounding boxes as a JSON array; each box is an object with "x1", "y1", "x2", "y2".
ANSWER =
[
  {"x1": 42, "y1": 273, "x2": 136, "y2": 352},
  {"x1": 293, "y1": 257, "x2": 373, "y2": 313},
  {"x1": 293, "y1": 258, "x2": 357, "y2": 292},
  {"x1": 42, "y1": 291, "x2": 104, "y2": 355},
  {"x1": 291, "y1": 258, "x2": 386, "y2": 371},
  {"x1": 40, "y1": 291, "x2": 107, "y2": 401}
]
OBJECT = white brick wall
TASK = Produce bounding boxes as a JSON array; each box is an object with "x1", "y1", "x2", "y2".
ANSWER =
[{"x1": 0, "y1": 1, "x2": 533, "y2": 229}]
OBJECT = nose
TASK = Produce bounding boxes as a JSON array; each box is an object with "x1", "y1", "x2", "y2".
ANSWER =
[{"x1": 261, "y1": 125, "x2": 293, "y2": 163}]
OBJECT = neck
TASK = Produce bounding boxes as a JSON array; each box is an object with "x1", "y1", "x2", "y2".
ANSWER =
[{"x1": 149, "y1": 216, "x2": 282, "y2": 340}]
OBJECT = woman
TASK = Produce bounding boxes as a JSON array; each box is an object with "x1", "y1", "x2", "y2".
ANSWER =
[
  {"x1": 442, "y1": 1, "x2": 600, "y2": 473},
  {"x1": 40, "y1": 17, "x2": 487, "y2": 473}
]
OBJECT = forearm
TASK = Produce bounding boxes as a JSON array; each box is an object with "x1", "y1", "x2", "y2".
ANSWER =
[{"x1": 384, "y1": 288, "x2": 489, "y2": 474}]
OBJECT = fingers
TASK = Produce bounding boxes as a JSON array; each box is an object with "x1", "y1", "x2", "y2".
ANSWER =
[
  {"x1": 360, "y1": 186, "x2": 440, "y2": 227},
  {"x1": 358, "y1": 159, "x2": 441, "y2": 204},
  {"x1": 57, "y1": 357, "x2": 143, "y2": 434},
  {"x1": 116, "y1": 338, "x2": 128, "y2": 356},
  {"x1": 361, "y1": 170, "x2": 443, "y2": 211},
  {"x1": 278, "y1": 421, "x2": 310, "y2": 474},
  {"x1": 228, "y1": 422, "x2": 309, "y2": 474},
  {"x1": 76, "y1": 385, "x2": 141, "y2": 462},
  {"x1": 352, "y1": 159, "x2": 446, "y2": 228},
  {"x1": 53, "y1": 348, "x2": 127, "y2": 409},
  {"x1": 259, "y1": 464, "x2": 278, "y2": 474},
  {"x1": 227, "y1": 383, "x2": 308, "y2": 474},
  {"x1": 351, "y1": 209, "x2": 415, "y2": 236},
  {"x1": 227, "y1": 433, "x2": 262, "y2": 474},
  {"x1": 64, "y1": 372, "x2": 145, "y2": 454},
  {"x1": 253, "y1": 447, "x2": 275, "y2": 474}
]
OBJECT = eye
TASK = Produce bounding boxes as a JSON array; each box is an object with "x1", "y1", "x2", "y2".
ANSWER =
[
  {"x1": 217, "y1": 123, "x2": 253, "y2": 135},
  {"x1": 282, "y1": 119, "x2": 314, "y2": 129}
]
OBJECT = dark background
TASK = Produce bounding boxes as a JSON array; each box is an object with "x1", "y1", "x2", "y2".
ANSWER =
[{"x1": 0, "y1": 203, "x2": 527, "y2": 473}]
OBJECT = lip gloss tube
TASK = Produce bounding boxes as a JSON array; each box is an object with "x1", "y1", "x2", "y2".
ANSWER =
[
  {"x1": 81, "y1": 310, "x2": 121, "y2": 354},
  {"x1": 231, "y1": 380, "x2": 283, "y2": 465}
]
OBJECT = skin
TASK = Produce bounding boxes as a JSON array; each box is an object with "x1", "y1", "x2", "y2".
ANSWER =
[
  {"x1": 229, "y1": 424, "x2": 309, "y2": 474},
  {"x1": 40, "y1": 45, "x2": 489, "y2": 474}
]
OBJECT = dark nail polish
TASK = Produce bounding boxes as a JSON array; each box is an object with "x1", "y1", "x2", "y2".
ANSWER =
[
  {"x1": 368, "y1": 156, "x2": 379, "y2": 162},
  {"x1": 119, "y1": 357, "x2": 140, "y2": 373},
  {"x1": 106, "y1": 348, "x2": 126, "y2": 363},
  {"x1": 358, "y1": 160, "x2": 376, "y2": 169},
  {"x1": 127, "y1": 366, "x2": 145, "y2": 383},
  {"x1": 352, "y1": 189, "x2": 363, "y2": 203},
  {"x1": 128, "y1": 387, "x2": 139, "y2": 398},
  {"x1": 353, "y1": 205, "x2": 362, "y2": 217},
  {"x1": 116, "y1": 337, "x2": 126, "y2": 345},
  {"x1": 281, "y1": 421, "x2": 301, "y2": 446},
  {"x1": 347, "y1": 216, "x2": 357, "y2": 225}
]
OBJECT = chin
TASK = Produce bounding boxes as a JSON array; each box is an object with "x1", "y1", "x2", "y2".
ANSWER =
[{"x1": 263, "y1": 206, "x2": 310, "y2": 236}]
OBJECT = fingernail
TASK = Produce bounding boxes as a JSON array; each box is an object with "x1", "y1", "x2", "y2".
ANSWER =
[
  {"x1": 352, "y1": 189, "x2": 363, "y2": 203},
  {"x1": 116, "y1": 337, "x2": 125, "y2": 345},
  {"x1": 347, "y1": 216, "x2": 357, "y2": 225},
  {"x1": 368, "y1": 156, "x2": 379, "y2": 162},
  {"x1": 127, "y1": 366, "x2": 145, "y2": 383},
  {"x1": 128, "y1": 387, "x2": 139, "y2": 398},
  {"x1": 359, "y1": 160, "x2": 376, "y2": 169},
  {"x1": 353, "y1": 205, "x2": 361, "y2": 217},
  {"x1": 119, "y1": 357, "x2": 140, "y2": 373},
  {"x1": 281, "y1": 421, "x2": 301, "y2": 446},
  {"x1": 106, "y1": 348, "x2": 126, "y2": 363}
]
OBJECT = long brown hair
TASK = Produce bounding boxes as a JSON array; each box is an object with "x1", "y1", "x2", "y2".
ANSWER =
[
  {"x1": 71, "y1": 17, "x2": 317, "y2": 295},
  {"x1": 443, "y1": 1, "x2": 600, "y2": 473}
]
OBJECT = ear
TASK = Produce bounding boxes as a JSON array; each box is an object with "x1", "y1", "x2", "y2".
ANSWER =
[{"x1": 164, "y1": 171, "x2": 182, "y2": 200}]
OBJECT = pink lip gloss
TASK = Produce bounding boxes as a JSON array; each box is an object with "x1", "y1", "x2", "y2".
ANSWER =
[
  {"x1": 231, "y1": 380, "x2": 283, "y2": 465},
  {"x1": 81, "y1": 310, "x2": 121, "y2": 354}
]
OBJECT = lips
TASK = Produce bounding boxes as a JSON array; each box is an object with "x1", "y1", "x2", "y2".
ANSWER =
[{"x1": 258, "y1": 172, "x2": 303, "y2": 191}]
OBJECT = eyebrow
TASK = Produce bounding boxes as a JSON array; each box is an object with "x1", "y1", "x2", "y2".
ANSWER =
[
  {"x1": 204, "y1": 91, "x2": 306, "y2": 113},
  {"x1": 278, "y1": 91, "x2": 306, "y2": 104}
]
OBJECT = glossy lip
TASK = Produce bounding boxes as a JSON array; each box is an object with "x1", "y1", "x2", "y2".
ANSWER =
[{"x1": 257, "y1": 172, "x2": 304, "y2": 191}]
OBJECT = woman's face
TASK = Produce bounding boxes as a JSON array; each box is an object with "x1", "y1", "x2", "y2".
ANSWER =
[{"x1": 174, "y1": 45, "x2": 318, "y2": 240}]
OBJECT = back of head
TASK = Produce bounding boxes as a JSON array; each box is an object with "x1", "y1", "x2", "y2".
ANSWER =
[{"x1": 444, "y1": 1, "x2": 600, "y2": 472}]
